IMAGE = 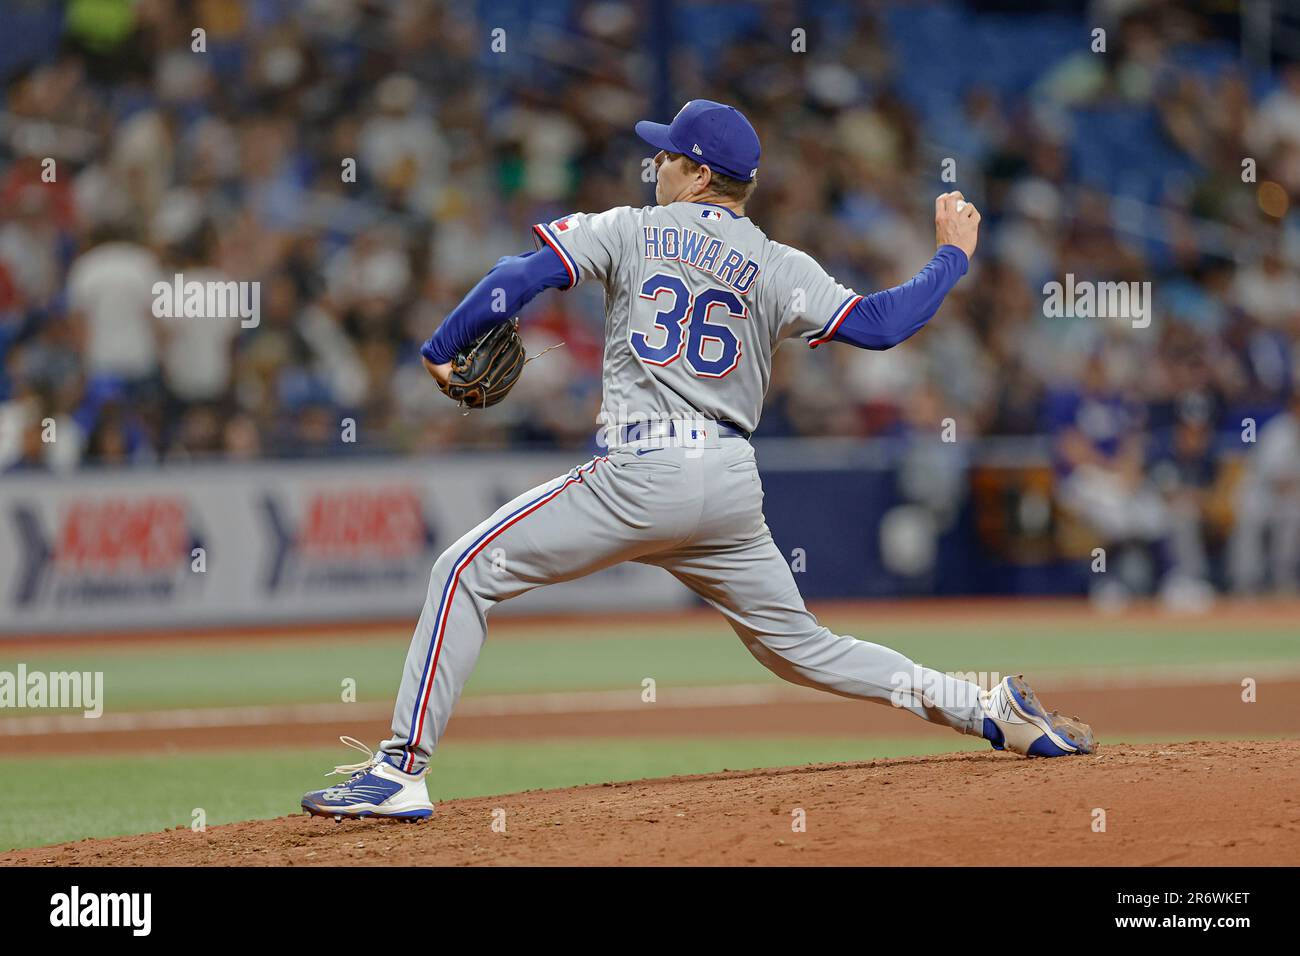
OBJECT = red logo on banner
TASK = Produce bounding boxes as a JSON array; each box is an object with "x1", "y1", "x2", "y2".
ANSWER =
[
  {"x1": 297, "y1": 487, "x2": 426, "y2": 559},
  {"x1": 55, "y1": 498, "x2": 189, "y2": 573}
]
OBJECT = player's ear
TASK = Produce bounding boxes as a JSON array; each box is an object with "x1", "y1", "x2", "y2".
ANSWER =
[{"x1": 696, "y1": 163, "x2": 713, "y2": 194}]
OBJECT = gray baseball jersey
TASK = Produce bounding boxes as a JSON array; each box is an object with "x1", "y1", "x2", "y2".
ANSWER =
[
  {"x1": 381, "y1": 201, "x2": 983, "y2": 774},
  {"x1": 532, "y1": 201, "x2": 863, "y2": 435}
]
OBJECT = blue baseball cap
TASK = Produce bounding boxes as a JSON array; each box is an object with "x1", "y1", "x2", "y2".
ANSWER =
[{"x1": 635, "y1": 99, "x2": 761, "y2": 183}]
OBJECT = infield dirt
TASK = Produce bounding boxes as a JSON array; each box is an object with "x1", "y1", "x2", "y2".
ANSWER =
[{"x1": 4, "y1": 740, "x2": 1296, "y2": 866}]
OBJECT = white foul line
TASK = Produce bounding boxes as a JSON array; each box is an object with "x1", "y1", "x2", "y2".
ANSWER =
[{"x1": 1, "y1": 661, "x2": 1297, "y2": 737}]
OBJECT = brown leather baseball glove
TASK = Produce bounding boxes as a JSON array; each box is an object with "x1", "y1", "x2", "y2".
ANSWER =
[{"x1": 437, "y1": 318, "x2": 526, "y2": 409}]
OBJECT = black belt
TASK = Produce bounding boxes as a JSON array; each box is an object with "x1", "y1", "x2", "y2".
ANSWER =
[
  {"x1": 616, "y1": 419, "x2": 750, "y2": 444},
  {"x1": 717, "y1": 419, "x2": 752, "y2": 440}
]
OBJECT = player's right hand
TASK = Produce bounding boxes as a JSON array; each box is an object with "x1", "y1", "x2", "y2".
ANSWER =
[{"x1": 935, "y1": 191, "x2": 980, "y2": 261}]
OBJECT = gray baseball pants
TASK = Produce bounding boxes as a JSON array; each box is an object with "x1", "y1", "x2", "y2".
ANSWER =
[{"x1": 382, "y1": 432, "x2": 986, "y2": 773}]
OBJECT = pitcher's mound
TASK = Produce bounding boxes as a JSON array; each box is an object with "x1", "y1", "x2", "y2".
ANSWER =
[{"x1": 5, "y1": 741, "x2": 1296, "y2": 866}]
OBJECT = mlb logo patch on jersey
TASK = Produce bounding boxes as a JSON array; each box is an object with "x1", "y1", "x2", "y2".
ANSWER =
[
  {"x1": 552, "y1": 214, "x2": 581, "y2": 233},
  {"x1": 700, "y1": 208, "x2": 723, "y2": 221}
]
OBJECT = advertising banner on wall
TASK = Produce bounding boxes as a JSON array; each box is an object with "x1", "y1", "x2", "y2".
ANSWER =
[{"x1": 0, "y1": 455, "x2": 691, "y2": 635}]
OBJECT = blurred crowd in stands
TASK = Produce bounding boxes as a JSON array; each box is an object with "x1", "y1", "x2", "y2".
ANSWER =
[{"x1": 0, "y1": 0, "x2": 1297, "y2": 597}]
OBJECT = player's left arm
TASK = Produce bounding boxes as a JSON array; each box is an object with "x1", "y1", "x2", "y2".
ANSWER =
[
  {"x1": 420, "y1": 247, "x2": 570, "y2": 380},
  {"x1": 421, "y1": 208, "x2": 631, "y2": 383}
]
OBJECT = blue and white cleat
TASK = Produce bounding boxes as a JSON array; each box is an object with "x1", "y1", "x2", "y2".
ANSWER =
[
  {"x1": 302, "y1": 736, "x2": 434, "y2": 822},
  {"x1": 981, "y1": 676, "x2": 1096, "y2": 757}
]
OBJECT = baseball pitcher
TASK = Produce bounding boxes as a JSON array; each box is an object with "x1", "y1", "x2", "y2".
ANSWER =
[{"x1": 303, "y1": 99, "x2": 1096, "y2": 822}]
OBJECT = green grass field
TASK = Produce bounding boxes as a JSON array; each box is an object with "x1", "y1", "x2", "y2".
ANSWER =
[
  {"x1": 2, "y1": 606, "x2": 1297, "y2": 852},
  {"x1": 4, "y1": 613, "x2": 1297, "y2": 713},
  {"x1": 2, "y1": 736, "x2": 994, "y2": 852}
]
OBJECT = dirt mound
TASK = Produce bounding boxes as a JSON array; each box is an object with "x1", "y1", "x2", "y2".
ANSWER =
[{"x1": 5, "y1": 741, "x2": 1297, "y2": 866}]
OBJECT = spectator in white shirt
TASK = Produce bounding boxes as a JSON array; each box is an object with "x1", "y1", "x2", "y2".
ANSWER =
[
  {"x1": 66, "y1": 224, "x2": 162, "y2": 389},
  {"x1": 1229, "y1": 390, "x2": 1300, "y2": 594}
]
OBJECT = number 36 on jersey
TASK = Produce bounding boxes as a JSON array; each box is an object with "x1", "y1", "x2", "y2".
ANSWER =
[{"x1": 630, "y1": 272, "x2": 747, "y2": 378}]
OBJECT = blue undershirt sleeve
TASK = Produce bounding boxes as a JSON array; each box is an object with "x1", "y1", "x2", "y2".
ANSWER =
[
  {"x1": 420, "y1": 246, "x2": 571, "y2": 365},
  {"x1": 830, "y1": 244, "x2": 969, "y2": 350}
]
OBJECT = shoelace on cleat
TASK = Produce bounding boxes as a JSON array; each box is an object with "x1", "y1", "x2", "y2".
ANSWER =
[{"x1": 324, "y1": 735, "x2": 381, "y2": 780}]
